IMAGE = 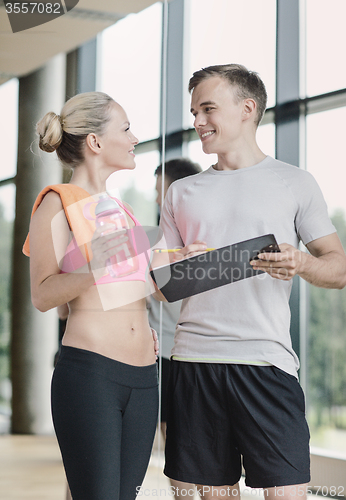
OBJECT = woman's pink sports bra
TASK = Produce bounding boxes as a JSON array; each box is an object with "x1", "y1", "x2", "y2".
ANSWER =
[
  {"x1": 61, "y1": 199, "x2": 150, "y2": 285},
  {"x1": 22, "y1": 184, "x2": 150, "y2": 285}
]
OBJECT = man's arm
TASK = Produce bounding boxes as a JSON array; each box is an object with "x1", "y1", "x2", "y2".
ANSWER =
[{"x1": 250, "y1": 232, "x2": 346, "y2": 289}]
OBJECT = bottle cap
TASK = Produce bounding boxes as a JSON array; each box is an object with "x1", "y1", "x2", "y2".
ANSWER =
[{"x1": 95, "y1": 195, "x2": 120, "y2": 216}]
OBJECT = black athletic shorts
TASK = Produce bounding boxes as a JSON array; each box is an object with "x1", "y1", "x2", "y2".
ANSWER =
[{"x1": 164, "y1": 360, "x2": 310, "y2": 489}]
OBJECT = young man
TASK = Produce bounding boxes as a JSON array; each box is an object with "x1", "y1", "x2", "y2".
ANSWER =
[{"x1": 158, "y1": 64, "x2": 346, "y2": 500}]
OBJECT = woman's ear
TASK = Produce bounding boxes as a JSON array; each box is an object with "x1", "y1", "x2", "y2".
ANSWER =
[{"x1": 86, "y1": 133, "x2": 102, "y2": 154}]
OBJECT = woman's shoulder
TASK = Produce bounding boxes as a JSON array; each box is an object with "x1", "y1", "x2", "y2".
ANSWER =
[
  {"x1": 31, "y1": 190, "x2": 64, "y2": 227},
  {"x1": 32, "y1": 183, "x2": 91, "y2": 218},
  {"x1": 38, "y1": 189, "x2": 64, "y2": 209}
]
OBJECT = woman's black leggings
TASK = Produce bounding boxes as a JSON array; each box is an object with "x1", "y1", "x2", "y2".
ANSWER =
[{"x1": 51, "y1": 345, "x2": 159, "y2": 500}]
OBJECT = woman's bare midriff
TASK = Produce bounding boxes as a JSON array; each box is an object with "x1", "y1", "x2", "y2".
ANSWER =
[{"x1": 62, "y1": 280, "x2": 156, "y2": 367}]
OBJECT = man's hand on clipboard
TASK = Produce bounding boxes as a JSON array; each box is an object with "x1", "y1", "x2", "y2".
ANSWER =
[{"x1": 250, "y1": 242, "x2": 301, "y2": 281}]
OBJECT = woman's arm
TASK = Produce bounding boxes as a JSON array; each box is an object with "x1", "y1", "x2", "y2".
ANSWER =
[{"x1": 29, "y1": 191, "x2": 95, "y2": 312}]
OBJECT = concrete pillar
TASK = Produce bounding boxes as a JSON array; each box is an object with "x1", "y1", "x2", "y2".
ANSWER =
[{"x1": 11, "y1": 54, "x2": 66, "y2": 434}]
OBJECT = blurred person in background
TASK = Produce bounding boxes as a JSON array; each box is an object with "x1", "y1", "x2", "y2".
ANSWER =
[{"x1": 149, "y1": 158, "x2": 201, "y2": 499}]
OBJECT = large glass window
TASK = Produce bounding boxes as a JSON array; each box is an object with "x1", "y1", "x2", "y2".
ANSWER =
[
  {"x1": 100, "y1": 2, "x2": 162, "y2": 143},
  {"x1": 256, "y1": 122, "x2": 275, "y2": 158},
  {"x1": 0, "y1": 79, "x2": 18, "y2": 182},
  {"x1": 184, "y1": 0, "x2": 276, "y2": 129},
  {"x1": 306, "y1": 0, "x2": 346, "y2": 97},
  {"x1": 0, "y1": 77, "x2": 17, "y2": 433},
  {"x1": 306, "y1": 107, "x2": 346, "y2": 453},
  {"x1": 306, "y1": 107, "x2": 346, "y2": 215},
  {"x1": 0, "y1": 184, "x2": 15, "y2": 432}
]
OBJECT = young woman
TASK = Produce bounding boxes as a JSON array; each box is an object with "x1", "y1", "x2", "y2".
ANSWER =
[{"x1": 23, "y1": 92, "x2": 159, "y2": 500}]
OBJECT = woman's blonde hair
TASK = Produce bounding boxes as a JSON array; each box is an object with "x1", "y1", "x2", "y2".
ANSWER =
[{"x1": 36, "y1": 91, "x2": 115, "y2": 167}]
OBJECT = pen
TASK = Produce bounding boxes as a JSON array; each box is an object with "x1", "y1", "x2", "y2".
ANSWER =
[{"x1": 154, "y1": 248, "x2": 216, "y2": 253}]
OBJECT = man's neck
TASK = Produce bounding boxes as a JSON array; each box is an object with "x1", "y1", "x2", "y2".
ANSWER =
[{"x1": 215, "y1": 145, "x2": 267, "y2": 171}]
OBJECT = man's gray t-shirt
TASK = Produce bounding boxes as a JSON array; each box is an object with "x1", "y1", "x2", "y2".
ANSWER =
[{"x1": 159, "y1": 156, "x2": 336, "y2": 377}]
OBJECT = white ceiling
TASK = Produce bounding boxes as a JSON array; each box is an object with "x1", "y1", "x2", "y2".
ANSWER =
[{"x1": 0, "y1": 0, "x2": 162, "y2": 85}]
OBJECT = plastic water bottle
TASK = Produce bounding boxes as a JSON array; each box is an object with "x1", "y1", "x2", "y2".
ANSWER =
[{"x1": 95, "y1": 195, "x2": 139, "y2": 278}]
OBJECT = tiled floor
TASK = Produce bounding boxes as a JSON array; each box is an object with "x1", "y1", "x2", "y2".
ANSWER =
[
  {"x1": 0, "y1": 433, "x2": 264, "y2": 500},
  {"x1": 0, "y1": 434, "x2": 66, "y2": 500},
  {"x1": 0, "y1": 419, "x2": 342, "y2": 500},
  {"x1": 0, "y1": 433, "x2": 177, "y2": 500}
]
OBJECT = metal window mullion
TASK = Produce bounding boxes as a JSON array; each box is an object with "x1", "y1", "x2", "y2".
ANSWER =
[{"x1": 276, "y1": 0, "x2": 303, "y2": 370}]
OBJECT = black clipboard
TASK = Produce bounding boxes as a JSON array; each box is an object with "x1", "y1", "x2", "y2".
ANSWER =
[{"x1": 150, "y1": 234, "x2": 280, "y2": 302}]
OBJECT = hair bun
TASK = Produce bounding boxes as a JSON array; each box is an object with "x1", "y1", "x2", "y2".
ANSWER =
[{"x1": 36, "y1": 111, "x2": 63, "y2": 153}]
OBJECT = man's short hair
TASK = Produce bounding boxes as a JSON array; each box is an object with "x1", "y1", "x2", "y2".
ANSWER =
[
  {"x1": 155, "y1": 158, "x2": 202, "y2": 185},
  {"x1": 188, "y1": 64, "x2": 267, "y2": 126}
]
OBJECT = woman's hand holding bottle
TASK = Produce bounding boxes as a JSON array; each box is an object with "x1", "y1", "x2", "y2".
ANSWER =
[
  {"x1": 90, "y1": 225, "x2": 129, "y2": 276},
  {"x1": 89, "y1": 195, "x2": 139, "y2": 279}
]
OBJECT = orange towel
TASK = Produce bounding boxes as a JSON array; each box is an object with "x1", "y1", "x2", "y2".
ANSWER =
[{"x1": 22, "y1": 184, "x2": 97, "y2": 262}]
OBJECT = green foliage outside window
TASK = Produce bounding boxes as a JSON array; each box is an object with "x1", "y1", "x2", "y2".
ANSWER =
[{"x1": 308, "y1": 210, "x2": 346, "y2": 441}]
